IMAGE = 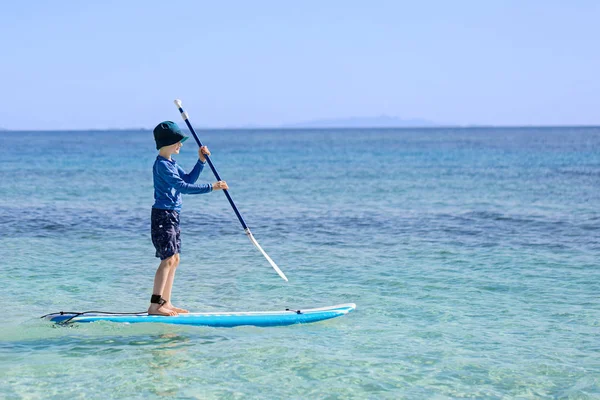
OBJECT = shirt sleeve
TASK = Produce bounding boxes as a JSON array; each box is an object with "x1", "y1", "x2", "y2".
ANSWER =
[
  {"x1": 159, "y1": 161, "x2": 212, "y2": 194},
  {"x1": 177, "y1": 160, "x2": 205, "y2": 184}
]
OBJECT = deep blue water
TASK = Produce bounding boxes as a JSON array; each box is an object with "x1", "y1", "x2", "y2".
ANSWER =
[{"x1": 1, "y1": 127, "x2": 599, "y2": 399}]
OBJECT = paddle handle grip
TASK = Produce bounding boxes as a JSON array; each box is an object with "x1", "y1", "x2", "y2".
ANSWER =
[{"x1": 174, "y1": 99, "x2": 249, "y2": 231}]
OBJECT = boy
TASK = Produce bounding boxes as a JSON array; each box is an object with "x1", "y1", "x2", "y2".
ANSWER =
[{"x1": 150, "y1": 121, "x2": 228, "y2": 316}]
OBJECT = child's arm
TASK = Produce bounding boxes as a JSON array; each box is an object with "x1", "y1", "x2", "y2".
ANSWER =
[
  {"x1": 177, "y1": 146, "x2": 210, "y2": 184},
  {"x1": 159, "y1": 162, "x2": 212, "y2": 194},
  {"x1": 177, "y1": 161, "x2": 204, "y2": 184}
]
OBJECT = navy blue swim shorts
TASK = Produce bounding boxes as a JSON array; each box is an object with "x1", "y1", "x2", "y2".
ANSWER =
[{"x1": 151, "y1": 208, "x2": 181, "y2": 260}]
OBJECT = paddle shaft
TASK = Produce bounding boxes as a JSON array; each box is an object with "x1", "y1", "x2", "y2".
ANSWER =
[
  {"x1": 173, "y1": 99, "x2": 289, "y2": 282},
  {"x1": 175, "y1": 103, "x2": 248, "y2": 231}
]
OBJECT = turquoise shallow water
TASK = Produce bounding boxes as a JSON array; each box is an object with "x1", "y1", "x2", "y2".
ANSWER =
[{"x1": 1, "y1": 127, "x2": 599, "y2": 399}]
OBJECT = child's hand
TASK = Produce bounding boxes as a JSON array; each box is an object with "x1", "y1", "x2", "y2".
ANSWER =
[
  {"x1": 213, "y1": 181, "x2": 228, "y2": 191},
  {"x1": 199, "y1": 146, "x2": 211, "y2": 162}
]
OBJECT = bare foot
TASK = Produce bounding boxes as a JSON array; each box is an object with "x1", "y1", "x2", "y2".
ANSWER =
[
  {"x1": 148, "y1": 303, "x2": 178, "y2": 316},
  {"x1": 164, "y1": 303, "x2": 189, "y2": 313}
]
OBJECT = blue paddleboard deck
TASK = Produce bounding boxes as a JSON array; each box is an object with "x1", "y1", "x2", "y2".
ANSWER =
[{"x1": 43, "y1": 303, "x2": 356, "y2": 327}]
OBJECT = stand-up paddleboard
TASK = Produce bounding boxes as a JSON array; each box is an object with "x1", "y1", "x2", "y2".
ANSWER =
[{"x1": 43, "y1": 303, "x2": 356, "y2": 327}]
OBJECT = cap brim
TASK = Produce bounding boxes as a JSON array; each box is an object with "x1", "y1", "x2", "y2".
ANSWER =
[{"x1": 180, "y1": 136, "x2": 189, "y2": 144}]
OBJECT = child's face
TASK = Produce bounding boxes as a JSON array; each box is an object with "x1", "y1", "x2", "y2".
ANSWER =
[{"x1": 165, "y1": 141, "x2": 183, "y2": 155}]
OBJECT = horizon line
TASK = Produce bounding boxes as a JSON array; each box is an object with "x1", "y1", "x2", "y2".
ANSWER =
[{"x1": 2, "y1": 124, "x2": 600, "y2": 132}]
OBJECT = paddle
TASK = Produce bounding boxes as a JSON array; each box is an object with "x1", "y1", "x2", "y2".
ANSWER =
[{"x1": 174, "y1": 99, "x2": 289, "y2": 282}]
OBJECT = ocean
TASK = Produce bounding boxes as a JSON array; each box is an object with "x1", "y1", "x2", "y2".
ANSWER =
[{"x1": 0, "y1": 127, "x2": 598, "y2": 399}]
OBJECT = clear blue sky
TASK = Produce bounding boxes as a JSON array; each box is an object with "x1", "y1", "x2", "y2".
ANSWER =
[{"x1": 1, "y1": 0, "x2": 599, "y2": 129}]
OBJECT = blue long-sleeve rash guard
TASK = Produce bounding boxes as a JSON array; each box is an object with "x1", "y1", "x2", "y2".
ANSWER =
[{"x1": 152, "y1": 155, "x2": 212, "y2": 212}]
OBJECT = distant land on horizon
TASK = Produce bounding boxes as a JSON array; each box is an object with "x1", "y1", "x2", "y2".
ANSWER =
[{"x1": 285, "y1": 115, "x2": 437, "y2": 128}]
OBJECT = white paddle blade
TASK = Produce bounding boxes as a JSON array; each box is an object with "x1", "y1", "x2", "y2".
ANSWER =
[{"x1": 246, "y1": 230, "x2": 288, "y2": 282}]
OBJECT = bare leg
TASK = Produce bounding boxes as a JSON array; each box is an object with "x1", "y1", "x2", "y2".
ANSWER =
[
  {"x1": 162, "y1": 254, "x2": 189, "y2": 313},
  {"x1": 148, "y1": 255, "x2": 178, "y2": 316}
]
